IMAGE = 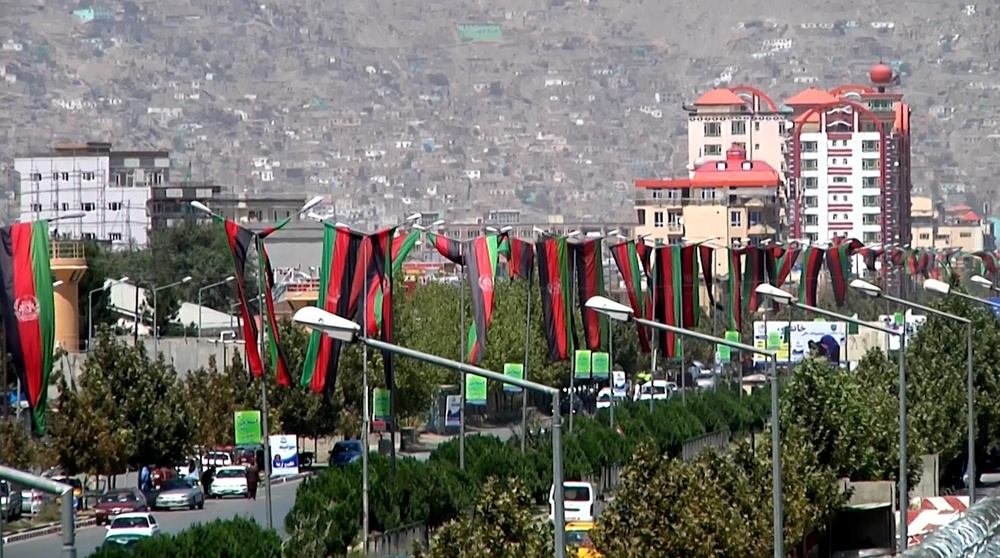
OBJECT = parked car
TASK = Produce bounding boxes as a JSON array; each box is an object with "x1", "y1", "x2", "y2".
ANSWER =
[
  {"x1": 153, "y1": 478, "x2": 204, "y2": 511},
  {"x1": 104, "y1": 512, "x2": 160, "y2": 540},
  {"x1": 595, "y1": 388, "x2": 626, "y2": 410},
  {"x1": 1, "y1": 481, "x2": 21, "y2": 521},
  {"x1": 102, "y1": 532, "x2": 151, "y2": 551},
  {"x1": 209, "y1": 466, "x2": 248, "y2": 499},
  {"x1": 329, "y1": 440, "x2": 364, "y2": 467},
  {"x1": 549, "y1": 481, "x2": 598, "y2": 524},
  {"x1": 21, "y1": 489, "x2": 50, "y2": 515},
  {"x1": 204, "y1": 451, "x2": 233, "y2": 468},
  {"x1": 95, "y1": 488, "x2": 148, "y2": 526}
]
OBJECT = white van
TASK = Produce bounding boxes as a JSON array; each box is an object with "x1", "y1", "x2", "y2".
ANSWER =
[
  {"x1": 549, "y1": 481, "x2": 597, "y2": 523},
  {"x1": 633, "y1": 380, "x2": 676, "y2": 401}
]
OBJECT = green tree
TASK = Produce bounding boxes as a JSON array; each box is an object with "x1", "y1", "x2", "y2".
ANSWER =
[
  {"x1": 414, "y1": 477, "x2": 551, "y2": 558},
  {"x1": 86, "y1": 517, "x2": 281, "y2": 558}
]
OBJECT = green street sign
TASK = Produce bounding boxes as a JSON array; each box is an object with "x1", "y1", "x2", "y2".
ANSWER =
[{"x1": 233, "y1": 410, "x2": 261, "y2": 445}]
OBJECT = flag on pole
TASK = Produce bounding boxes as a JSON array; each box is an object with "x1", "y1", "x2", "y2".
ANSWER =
[
  {"x1": 536, "y1": 236, "x2": 576, "y2": 361},
  {"x1": 570, "y1": 238, "x2": 607, "y2": 351},
  {"x1": 610, "y1": 239, "x2": 651, "y2": 353},
  {"x1": 651, "y1": 245, "x2": 681, "y2": 358},
  {"x1": 463, "y1": 235, "x2": 503, "y2": 364},
  {"x1": 799, "y1": 246, "x2": 825, "y2": 306},
  {"x1": 826, "y1": 238, "x2": 862, "y2": 307},
  {"x1": 725, "y1": 248, "x2": 743, "y2": 331}
]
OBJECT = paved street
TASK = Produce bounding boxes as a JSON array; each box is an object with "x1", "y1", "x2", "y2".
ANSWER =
[{"x1": 4, "y1": 478, "x2": 304, "y2": 557}]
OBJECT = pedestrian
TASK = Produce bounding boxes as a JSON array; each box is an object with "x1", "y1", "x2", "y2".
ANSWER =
[
  {"x1": 245, "y1": 462, "x2": 259, "y2": 500},
  {"x1": 201, "y1": 466, "x2": 216, "y2": 496},
  {"x1": 139, "y1": 464, "x2": 150, "y2": 493}
]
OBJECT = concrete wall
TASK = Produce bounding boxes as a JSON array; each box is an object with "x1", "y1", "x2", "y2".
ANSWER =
[{"x1": 912, "y1": 455, "x2": 939, "y2": 499}]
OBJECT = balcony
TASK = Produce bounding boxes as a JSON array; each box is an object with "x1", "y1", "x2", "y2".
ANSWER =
[
  {"x1": 50, "y1": 240, "x2": 85, "y2": 263},
  {"x1": 650, "y1": 223, "x2": 685, "y2": 234},
  {"x1": 635, "y1": 195, "x2": 725, "y2": 206}
]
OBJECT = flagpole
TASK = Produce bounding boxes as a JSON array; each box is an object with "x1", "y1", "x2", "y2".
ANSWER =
[
  {"x1": 361, "y1": 239, "x2": 371, "y2": 552},
  {"x1": 520, "y1": 266, "x2": 532, "y2": 456},
  {"x1": 256, "y1": 278, "x2": 274, "y2": 531},
  {"x1": 679, "y1": 338, "x2": 685, "y2": 406},
  {"x1": 458, "y1": 243, "x2": 466, "y2": 471}
]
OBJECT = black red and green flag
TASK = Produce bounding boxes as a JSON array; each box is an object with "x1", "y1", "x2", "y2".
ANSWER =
[
  {"x1": 536, "y1": 236, "x2": 576, "y2": 361},
  {"x1": 699, "y1": 245, "x2": 715, "y2": 315},
  {"x1": 826, "y1": 238, "x2": 861, "y2": 307},
  {"x1": 364, "y1": 230, "x2": 421, "y2": 335},
  {"x1": 427, "y1": 232, "x2": 464, "y2": 265},
  {"x1": 216, "y1": 216, "x2": 293, "y2": 384},
  {"x1": 499, "y1": 235, "x2": 535, "y2": 281},
  {"x1": 463, "y1": 235, "x2": 503, "y2": 364},
  {"x1": 651, "y1": 245, "x2": 682, "y2": 357},
  {"x1": 0, "y1": 220, "x2": 55, "y2": 436},
  {"x1": 255, "y1": 238, "x2": 294, "y2": 386},
  {"x1": 798, "y1": 246, "x2": 825, "y2": 307},
  {"x1": 571, "y1": 238, "x2": 607, "y2": 350},
  {"x1": 725, "y1": 248, "x2": 743, "y2": 331},
  {"x1": 610, "y1": 239, "x2": 651, "y2": 353},
  {"x1": 974, "y1": 251, "x2": 1000, "y2": 277},
  {"x1": 766, "y1": 245, "x2": 801, "y2": 289},
  {"x1": 741, "y1": 245, "x2": 767, "y2": 312},
  {"x1": 856, "y1": 247, "x2": 882, "y2": 272},
  {"x1": 678, "y1": 244, "x2": 701, "y2": 328}
]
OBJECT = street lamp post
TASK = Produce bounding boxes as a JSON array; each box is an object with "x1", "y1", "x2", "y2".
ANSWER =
[
  {"x1": 87, "y1": 276, "x2": 129, "y2": 351},
  {"x1": 151, "y1": 276, "x2": 193, "y2": 357},
  {"x1": 584, "y1": 295, "x2": 784, "y2": 558},
  {"x1": 851, "y1": 278, "x2": 972, "y2": 552},
  {"x1": 921, "y1": 278, "x2": 983, "y2": 506},
  {"x1": 197, "y1": 276, "x2": 235, "y2": 337},
  {"x1": 292, "y1": 306, "x2": 569, "y2": 558}
]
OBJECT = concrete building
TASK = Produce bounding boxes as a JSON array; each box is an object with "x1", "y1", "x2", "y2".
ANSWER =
[
  {"x1": 15, "y1": 142, "x2": 170, "y2": 247},
  {"x1": 911, "y1": 197, "x2": 985, "y2": 252},
  {"x1": 787, "y1": 64, "x2": 912, "y2": 249},
  {"x1": 634, "y1": 145, "x2": 782, "y2": 276},
  {"x1": 177, "y1": 188, "x2": 311, "y2": 228}
]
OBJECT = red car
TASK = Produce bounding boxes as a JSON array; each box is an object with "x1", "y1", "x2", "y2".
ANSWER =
[{"x1": 95, "y1": 488, "x2": 148, "y2": 526}]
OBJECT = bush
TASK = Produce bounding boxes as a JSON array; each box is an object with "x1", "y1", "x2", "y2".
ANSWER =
[
  {"x1": 284, "y1": 387, "x2": 770, "y2": 556},
  {"x1": 87, "y1": 517, "x2": 281, "y2": 558}
]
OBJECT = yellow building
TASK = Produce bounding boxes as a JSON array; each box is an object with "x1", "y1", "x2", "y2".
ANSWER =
[{"x1": 910, "y1": 196, "x2": 985, "y2": 252}]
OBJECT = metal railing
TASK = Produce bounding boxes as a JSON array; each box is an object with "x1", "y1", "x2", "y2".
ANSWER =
[
  {"x1": 681, "y1": 429, "x2": 732, "y2": 462},
  {"x1": 49, "y1": 240, "x2": 85, "y2": 260}
]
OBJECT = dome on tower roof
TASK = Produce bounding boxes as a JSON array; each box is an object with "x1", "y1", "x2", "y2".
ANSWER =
[{"x1": 870, "y1": 63, "x2": 894, "y2": 84}]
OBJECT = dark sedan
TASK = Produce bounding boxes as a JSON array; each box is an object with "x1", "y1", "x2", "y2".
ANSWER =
[
  {"x1": 329, "y1": 440, "x2": 364, "y2": 467},
  {"x1": 95, "y1": 488, "x2": 148, "y2": 526}
]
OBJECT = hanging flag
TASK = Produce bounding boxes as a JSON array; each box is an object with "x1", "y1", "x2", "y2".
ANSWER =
[
  {"x1": 427, "y1": 232, "x2": 464, "y2": 265},
  {"x1": 366, "y1": 229, "x2": 422, "y2": 335},
  {"x1": 610, "y1": 239, "x2": 651, "y2": 353},
  {"x1": 973, "y1": 251, "x2": 999, "y2": 276},
  {"x1": 536, "y1": 236, "x2": 576, "y2": 361},
  {"x1": 0, "y1": 220, "x2": 55, "y2": 436},
  {"x1": 652, "y1": 245, "x2": 682, "y2": 358},
  {"x1": 766, "y1": 245, "x2": 801, "y2": 288},
  {"x1": 741, "y1": 246, "x2": 767, "y2": 312},
  {"x1": 679, "y1": 244, "x2": 701, "y2": 328},
  {"x1": 256, "y1": 239, "x2": 293, "y2": 386},
  {"x1": 856, "y1": 247, "x2": 882, "y2": 272},
  {"x1": 798, "y1": 247, "x2": 825, "y2": 306},
  {"x1": 825, "y1": 239, "x2": 861, "y2": 307},
  {"x1": 699, "y1": 245, "x2": 715, "y2": 313},
  {"x1": 300, "y1": 224, "x2": 368, "y2": 395},
  {"x1": 571, "y1": 238, "x2": 607, "y2": 351},
  {"x1": 216, "y1": 216, "x2": 293, "y2": 381},
  {"x1": 463, "y1": 235, "x2": 503, "y2": 364},
  {"x1": 501, "y1": 236, "x2": 535, "y2": 281},
  {"x1": 725, "y1": 248, "x2": 743, "y2": 331}
]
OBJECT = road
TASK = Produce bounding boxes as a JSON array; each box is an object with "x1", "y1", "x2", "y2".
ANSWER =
[{"x1": 5, "y1": 478, "x2": 304, "y2": 558}]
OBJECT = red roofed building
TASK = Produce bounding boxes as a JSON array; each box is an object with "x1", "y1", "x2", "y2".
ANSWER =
[{"x1": 634, "y1": 145, "x2": 782, "y2": 275}]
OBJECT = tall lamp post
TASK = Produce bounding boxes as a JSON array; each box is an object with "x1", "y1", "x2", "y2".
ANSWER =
[
  {"x1": 197, "y1": 276, "x2": 235, "y2": 337},
  {"x1": 584, "y1": 295, "x2": 784, "y2": 558},
  {"x1": 151, "y1": 276, "x2": 193, "y2": 356},
  {"x1": 292, "y1": 306, "x2": 569, "y2": 558},
  {"x1": 86, "y1": 276, "x2": 129, "y2": 351},
  {"x1": 921, "y1": 278, "x2": 983, "y2": 505},
  {"x1": 755, "y1": 283, "x2": 908, "y2": 551}
]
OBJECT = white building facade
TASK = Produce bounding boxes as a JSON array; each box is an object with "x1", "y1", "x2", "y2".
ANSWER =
[{"x1": 15, "y1": 152, "x2": 152, "y2": 246}]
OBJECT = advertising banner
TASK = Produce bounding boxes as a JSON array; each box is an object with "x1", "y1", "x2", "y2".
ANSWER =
[
  {"x1": 466, "y1": 375, "x2": 487, "y2": 405},
  {"x1": 503, "y1": 363, "x2": 523, "y2": 394},
  {"x1": 591, "y1": 352, "x2": 610, "y2": 380},
  {"x1": 233, "y1": 411, "x2": 262, "y2": 445},
  {"x1": 574, "y1": 350, "x2": 592, "y2": 380},
  {"x1": 268, "y1": 435, "x2": 299, "y2": 477},
  {"x1": 445, "y1": 395, "x2": 462, "y2": 427},
  {"x1": 752, "y1": 320, "x2": 847, "y2": 364},
  {"x1": 878, "y1": 313, "x2": 926, "y2": 351},
  {"x1": 372, "y1": 388, "x2": 391, "y2": 422},
  {"x1": 612, "y1": 370, "x2": 627, "y2": 398}
]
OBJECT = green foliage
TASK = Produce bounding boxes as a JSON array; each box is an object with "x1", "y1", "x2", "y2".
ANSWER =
[
  {"x1": 285, "y1": 388, "x2": 769, "y2": 557},
  {"x1": 85, "y1": 517, "x2": 281, "y2": 558}
]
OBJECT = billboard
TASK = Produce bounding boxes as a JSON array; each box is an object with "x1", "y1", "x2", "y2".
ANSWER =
[
  {"x1": 268, "y1": 435, "x2": 299, "y2": 477},
  {"x1": 877, "y1": 313, "x2": 926, "y2": 351},
  {"x1": 752, "y1": 320, "x2": 848, "y2": 365},
  {"x1": 233, "y1": 411, "x2": 261, "y2": 445}
]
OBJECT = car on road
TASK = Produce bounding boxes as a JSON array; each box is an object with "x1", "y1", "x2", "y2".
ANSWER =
[
  {"x1": 102, "y1": 532, "x2": 151, "y2": 551},
  {"x1": 549, "y1": 481, "x2": 598, "y2": 524},
  {"x1": 595, "y1": 388, "x2": 626, "y2": 410},
  {"x1": 329, "y1": 440, "x2": 364, "y2": 467},
  {"x1": 204, "y1": 451, "x2": 233, "y2": 468},
  {"x1": 104, "y1": 512, "x2": 160, "y2": 540},
  {"x1": 95, "y1": 488, "x2": 148, "y2": 526},
  {"x1": 21, "y1": 488, "x2": 50, "y2": 515},
  {"x1": 209, "y1": 466, "x2": 248, "y2": 499},
  {"x1": 634, "y1": 380, "x2": 676, "y2": 402},
  {"x1": 565, "y1": 521, "x2": 601, "y2": 557},
  {"x1": 153, "y1": 478, "x2": 204, "y2": 511}
]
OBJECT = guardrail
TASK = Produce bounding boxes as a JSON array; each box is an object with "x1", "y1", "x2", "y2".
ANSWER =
[
  {"x1": 681, "y1": 429, "x2": 731, "y2": 462},
  {"x1": 49, "y1": 240, "x2": 85, "y2": 260}
]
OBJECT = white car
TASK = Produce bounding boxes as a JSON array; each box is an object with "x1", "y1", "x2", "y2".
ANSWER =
[
  {"x1": 549, "y1": 481, "x2": 597, "y2": 524},
  {"x1": 105, "y1": 512, "x2": 160, "y2": 540},
  {"x1": 209, "y1": 466, "x2": 248, "y2": 499},
  {"x1": 204, "y1": 452, "x2": 232, "y2": 467},
  {"x1": 633, "y1": 380, "x2": 676, "y2": 401},
  {"x1": 596, "y1": 387, "x2": 626, "y2": 409}
]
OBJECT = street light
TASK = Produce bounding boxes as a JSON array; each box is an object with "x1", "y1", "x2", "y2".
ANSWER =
[
  {"x1": 292, "y1": 306, "x2": 568, "y2": 558},
  {"x1": 584, "y1": 295, "x2": 784, "y2": 558},
  {"x1": 755, "y1": 283, "x2": 908, "y2": 550},
  {"x1": 151, "y1": 276, "x2": 193, "y2": 355},
  {"x1": 970, "y1": 275, "x2": 998, "y2": 292},
  {"x1": 51, "y1": 280, "x2": 64, "y2": 289},
  {"x1": 485, "y1": 225, "x2": 513, "y2": 234},
  {"x1": 197, "y1": 276, "x2": 236, "y2": 337},
  {"x1": 87, "y1": 276, "x2": 129, "y2": 351},
  {"x1": 917, "y1": 278, "x2": 982, "y2": 507}
]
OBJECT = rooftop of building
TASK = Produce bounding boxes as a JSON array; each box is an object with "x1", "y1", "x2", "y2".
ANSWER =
[
  {"x1": 635, "y1": 145, "x2": 781, "y2": 189},
  {"x1": 15, "y1": 141, "x2": 169, "y2": 159}
]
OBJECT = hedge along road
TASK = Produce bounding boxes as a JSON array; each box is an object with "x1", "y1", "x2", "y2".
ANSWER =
[{"x1": 5, "y1": 478, "x2": 304, "y2": 558}]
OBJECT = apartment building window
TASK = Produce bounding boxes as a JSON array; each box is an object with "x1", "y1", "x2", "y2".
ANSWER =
[
  {"x1": 30, "y1": 203, "x2": 42, "y2": 212},
  {"x1": 248, "y1": 210, "x2": 263, "y2": 222},
  {"x1": 730, "y1": 211, "x2": 742, "y2": 227},
  {"x1": 749, "y1": 211, "x2": 761, "y2": 225},
  {"x1": 667, "y1": 212, "x2": 682, "y2": 227},
  {"x1": 731, "y1": 121, "x2": 746, "y2": 135},
  {"x1": 960, "y1": 232, "x2": 972, "y2": 238},
  {"x1": 653, "y1": 211, "x2": 664, "y2": 228},
  {"x1": 863, "y1": 232, "x2": 881, "y2": 244},
  {"x1": 754, "y1": 121, "x2": 760, "y2": 131},
  {"x1": 108, "y1": 233, "x2": 122, "y2": 242},
  {"x1": 108, "y1": 202, "x2": 122, "y2": 211},
  {"x1": 805, "y1": 214, "x2": 819, "y2": 226},
  {"x1": 650, "y1": 189, "x2": 663, "y2": 199},
  {"x1": 803, "y1": 196, "x2": 818, "y2": 208},
  {"x1": 29, "y1": 173, "x2": 41, "y2": 181},
  {"x1": 704, "y1": 122, "x2": 722, "y2": 137},
  {"x1": 802, "y1": 159, "x2": 818, "y2": 171},
  {"x1": 82, "y1": 172, "x2": 95, "y2": 181},
  {"x1": 704, "y1": 144, "x2": 722, "y2": 156},
  {"x1": 862, "y1": 140, "x2": 879, "y2": 153},
  {"x1": 81, "y1": 202, "x2": 96, "y2": 211},
  {"x1": 636, "y1": 208, "x2": 646, "y2": 224},
  {"x1": 61, "y1": 203, "x2": 69, "y2": 211},
  {"x1": 700, "y1": 188, "x2": 717, "y2": 200},
  {"x1": 862, "y1": 159, "x2": 880, "y2": 171},
  {"x1": 800, "y1": 141, "x2": 818, "y2": 153},
  {"x1": 801, "y1": 177, "x2": 818, "y2": 189},
  {"x1": 733, "y1": 142, "x2": 746, "y2": 150},
  {"x1": 862, "y1": 177, "x2": 879, "y2": 189},
  {"x1": 862, "y1": 214, "x2": 881, "y2": 225},
  {"x1": 806, "y1": 233, "x2": 818, "y2": 243},
  {"x1": 862, "y1": 196, "x2": 880, "y2": 207},
  {"x1": 151, "y1": 172, "x2": 164, "y2": 185},
  {"x1": 919, "y1": 233, "x2": 930, "y2": 240},
  {"x1": 832, "y1": 176, "x2": 848, "y2": 183},
  {"x1": 666, "y1": 189, "x2": 680, "y2": 199},
  {"x1": 82, "y1": 233, "x2": 96, "y2": 240},
  {"x1": 869, "y1": 99, "x2": 893, "y2": 111}
]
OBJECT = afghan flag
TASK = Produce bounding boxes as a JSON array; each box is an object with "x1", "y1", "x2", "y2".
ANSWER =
[
  {"x1": 499, "y1": 235, "x2": 534, "y2": 281},
  {"x1": 300, "y1": 224, "x2": 368, "y2": 394},
  {"x1": 536, "y1": 236, "x2": 576, "y2": 361},
  {"x1": 741, "y1": 246, "x2": 767, "y2": 312},
  {"x1": 974, "y1": 251, "x2": 999, "y2": 277},
  {"x1": 610, "y1": 240, "x2": 651, "y2": 353},
  {"x1": 652, "y1": 246, "x2": 682, "y2": 358},
  {"x1": 699, "y1": 245, "x2": 715, "y2": 313},
  {"x1": 216, "y1": 216, "x2": 293, "y2": 382},
  {"x1": 365, "y1": 229, "x2": 421, "y2": 335},
  {"x1": 825, "y1": 239, "x2": 861, "y2": 307},
  {"x1": 678, "y1": 244, "x2": 701, "y2": 328},
  {"x1": 0, "y1": 221, "x2": 55, "y2": 436},
  {"x1": 725, "y1": 248, "x2": 743, "y2": 331},
  {"x1": 427, "y1": 232, "x2": 464, "y2": 265},
  {"x1": 766, "y1": 245, "x2": 800, "y2": 288},
  {"x1": 463, "y1": 235, "x2": 502, "y2": 364},
  {"x1": 571, "y1": 238, "x2": 607, "y2": 351},
  {"x1": 256, "y1": 239, "x2": 293, "y2": 386},
  {"x1": 857, "y1": 247, "x2": 882, "y2": 272},
  {"x1": 798, "y1": 246, "x2": 825, "y2": 307}
]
